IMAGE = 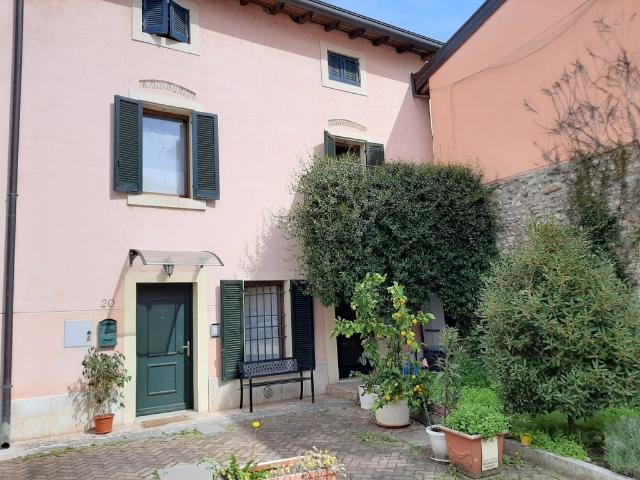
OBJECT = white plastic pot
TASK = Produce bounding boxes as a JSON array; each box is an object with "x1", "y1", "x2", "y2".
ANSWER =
[
  {"x1": 426, "y1": 425, "x2": 449, "y2": 463},
  {"x1": 374, "y1": 399, "x2": 410, "y2": 427},
  {"x1": 358, "y1": 387, "x2": 378, "y2": 410}
]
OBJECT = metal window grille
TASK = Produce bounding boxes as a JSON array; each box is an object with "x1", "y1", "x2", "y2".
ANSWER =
[{"x1": 244, "y1": 283, "x2": 285, "y2": 362}]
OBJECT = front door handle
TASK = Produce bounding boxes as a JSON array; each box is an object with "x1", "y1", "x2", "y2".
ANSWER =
[{"x1": 181, "y1": 341, "x2": 191, "y2": 357}]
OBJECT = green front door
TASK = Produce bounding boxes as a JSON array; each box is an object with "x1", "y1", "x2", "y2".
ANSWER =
[{"x1": 136, "y1": 283, "x2": 193, "y2": 416}]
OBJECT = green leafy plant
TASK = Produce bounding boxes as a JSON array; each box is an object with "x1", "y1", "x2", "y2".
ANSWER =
[
  {"x1": 443, "y1": 388, "x2": 509, "y2": 439},
  {"x1": 81, "y1": 347, "x2": 131, "y2": 414},
  {"x1": 605, "y1": 416, "x2": 640, "y2": 478},
  {"x1": 284, "y1": 156, "x2": 497, "y2": 332},
  {"x1": 531, "y1": 432, "x2": 590, "y2": 462},
  {"x1": 213, "y1": 456, "x2": 269, "y2": 480},
  {"x1": 432, "y1": 327, "x2": 463, "y2": 417},
  {"x1": 479, "y1": 220, "x2": 640, "y2": 431},
  {"x1": 331, "y1": 273, "x2": 434, "y2": 409}
]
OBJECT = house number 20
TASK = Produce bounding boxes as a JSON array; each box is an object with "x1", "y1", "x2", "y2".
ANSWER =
[{"x1": 101, "y1": 298, "x2": 115, "y2": 308}]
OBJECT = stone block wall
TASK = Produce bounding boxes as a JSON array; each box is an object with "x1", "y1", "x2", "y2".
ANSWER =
[{"x1": 490, "y1": 145, "x2": 640, "y2": 283}]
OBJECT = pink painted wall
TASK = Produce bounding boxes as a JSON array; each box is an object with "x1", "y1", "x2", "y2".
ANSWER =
[
  {"x1": 1, "y1": 0, "x2": 432, "y2": 400},
  {"x1": 429, "y1": 0, "x2": 640, "y2": 181}
]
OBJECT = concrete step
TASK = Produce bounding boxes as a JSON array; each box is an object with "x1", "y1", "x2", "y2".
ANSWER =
[{"x1": 326, "y1": 379, "x2": 360, "y2": 403}]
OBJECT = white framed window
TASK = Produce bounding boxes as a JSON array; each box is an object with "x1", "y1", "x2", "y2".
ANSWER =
[
  {"x1": 142, "y1": 111, "x2": 189, "y2": 196},
  {"x1": 132, "y1": 0, "x2": 200, "y2": 55},
  {"x1": 320, "y1": 42, "x2": 368, "y2": 96}
]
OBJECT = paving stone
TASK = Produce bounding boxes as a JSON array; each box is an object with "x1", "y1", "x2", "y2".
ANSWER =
[{"x1": 0, "y1": 399, "x2": 572, "y2": 480}]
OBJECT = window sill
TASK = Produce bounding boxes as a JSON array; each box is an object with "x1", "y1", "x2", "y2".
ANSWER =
[{"x1": 127, "y1": 193, "x2": 206, "y2": 211}]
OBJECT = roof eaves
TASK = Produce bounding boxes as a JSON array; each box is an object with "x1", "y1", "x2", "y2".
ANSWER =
[
  {"x1": 239, "y1": 0, "x2": 444, "y2": 58},
  {"x1": 413, "y1": 0, "x2": 506, "y2": 95}
]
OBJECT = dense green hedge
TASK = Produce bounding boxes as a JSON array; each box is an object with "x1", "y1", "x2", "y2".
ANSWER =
[
  {"x1": 284, "y1": 155, "x2": 497, "y2": 331},
  {"x1": 480, "y1": 220, "x2": 640, "y2": 428}
]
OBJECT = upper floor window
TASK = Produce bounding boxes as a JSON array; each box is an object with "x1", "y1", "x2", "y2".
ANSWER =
[
  {"x1": 320, "y1": 42, "x2": 368, "y2": 96},
  {"x1": 113, "y1": 96, "x2": 220, "y2": 202},
  {"x1": 142, "y1": 0, "x2": 190, "y2": 43},
  {"x1": 327, "y1": 51, "x2": 361, "y2": 86},
  {"x1": 142, "y1": 112, "x2": 188, "y2": 196}
]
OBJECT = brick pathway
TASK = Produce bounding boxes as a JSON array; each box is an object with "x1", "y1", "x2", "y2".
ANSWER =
[{"x1": 0, "y1": 398, "x2": 570, "y2": 480}]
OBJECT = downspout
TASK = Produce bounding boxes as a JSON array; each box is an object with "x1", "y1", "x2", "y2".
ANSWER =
[{"x1": 1, "y1": 0, "x2": 25, "y2": 449}]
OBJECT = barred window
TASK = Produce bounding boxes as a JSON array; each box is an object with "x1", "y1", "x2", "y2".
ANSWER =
[{"x1": 244, "y1": 282, "x2": 285, "y2": 362}]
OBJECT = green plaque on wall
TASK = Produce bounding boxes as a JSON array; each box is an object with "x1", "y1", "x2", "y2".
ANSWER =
[{"x1": 98, "y1": 319, "x2": 117, "y2": 347}]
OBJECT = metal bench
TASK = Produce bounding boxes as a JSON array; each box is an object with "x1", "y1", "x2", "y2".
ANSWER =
[{"x1": 239, "y1": 357, "x2": 314, "y2": 413}]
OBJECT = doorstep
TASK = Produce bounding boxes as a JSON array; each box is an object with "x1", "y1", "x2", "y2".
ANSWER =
[{"x1": 326, "y1": 379, "x2": 360, "y2": 402}]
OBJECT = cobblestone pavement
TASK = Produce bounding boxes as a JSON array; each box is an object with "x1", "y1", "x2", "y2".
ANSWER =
[{"x1": 0, "y1": 397, "x2": 571, "y2": 480}]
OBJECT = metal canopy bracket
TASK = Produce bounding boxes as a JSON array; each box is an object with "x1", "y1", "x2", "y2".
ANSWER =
[{"x1": 129, "y1": 249, "x2": 224, "y2": 277}]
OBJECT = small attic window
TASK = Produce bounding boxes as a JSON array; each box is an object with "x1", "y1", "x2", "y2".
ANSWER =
[
  {"x1": 143, "y1": 0, "x2": 190, "y2": 44},
  {"x1": 327, "y1": 51, "x2": 361, "y2": 87}
]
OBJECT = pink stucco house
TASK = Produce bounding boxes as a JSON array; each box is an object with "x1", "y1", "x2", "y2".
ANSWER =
[
  {"x1": 413, "y1": 0, "x2": 640, "y2": 182},
  {"x1": 0, "y1": 0, "x2": 440, "y2": 443}
]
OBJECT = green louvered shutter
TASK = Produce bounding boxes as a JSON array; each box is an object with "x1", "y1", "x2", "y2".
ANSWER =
[
  {"x1": 324, "y1": 131, "x2": 336, "y2": 156},
  {"x1": 114, "y1": 96, "x2": 143, "y2": 193},
  {"x1": 192, "y1": 112, "x2": 220, "y2": 200},
  {"x1": 366, "y1": 142, "x2": 385, "y2": 166},
  {"x1": 221, "y1": 280, "x2": 244, "y2": 380},
  {"x1": 291, "y1": 281, "x2": 315, "y2": 370}
]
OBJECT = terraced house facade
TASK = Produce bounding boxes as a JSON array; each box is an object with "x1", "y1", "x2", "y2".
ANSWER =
[{"x1": 0, "y1": 0, "x2": 440, "y2": 442}]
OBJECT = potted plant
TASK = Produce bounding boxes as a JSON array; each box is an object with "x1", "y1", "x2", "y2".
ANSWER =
[
  {"x1": 440, "y1": 388, "x2": 509, "y2": 478},
  {"x1": 331, "y1": 273, "x2": 434, "y2": 428},
  {"x1": 356, "y1": 371, "x2": 379, "y2": 411},
  {"x1": 81, "y1": 347, "x2": 131, "y2": 434},
  {"x1": 425, "y1": 326, "x2": 463, "y2": 463},
  {"x1": 212, "y1": 449, "x2": 345, "y2": 479}
]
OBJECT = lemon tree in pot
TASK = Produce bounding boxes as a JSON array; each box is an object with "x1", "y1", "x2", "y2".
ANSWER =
[
  {"x1": 82, "y1": 347, "x2": 131, "y2": 434},
  {"x1": 331, "y1": 273, "x2": 434, "y2": 428},
  {"x1": 441, "y1": 388, "x2": 509, "y2": 478}
]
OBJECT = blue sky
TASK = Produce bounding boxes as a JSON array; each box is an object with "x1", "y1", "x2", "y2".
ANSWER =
[{"x1": 327, "y1": 0, "x2": 484, "y2": 42}]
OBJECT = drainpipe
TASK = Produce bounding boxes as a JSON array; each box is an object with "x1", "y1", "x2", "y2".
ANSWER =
[{"x1": 1, "y1": 0, "x2": 25, "y2": 450}]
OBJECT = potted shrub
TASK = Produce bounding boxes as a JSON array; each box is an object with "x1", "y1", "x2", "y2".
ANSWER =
[
  {"x1": 425, "y1": 326, "x2": 463, "y2": 463},
  {"x1": 356, "y1": 372, "x2": 379, "y2": 411},
  {"x1": 81, "y1": 347, "x2": 131, "y2": 434},
  {"x1": 441, "y1": 388, "x2": 509, "y2": 478},
  {"x1": 331, "y1": 273, "x2": 434, "y2": 428}
]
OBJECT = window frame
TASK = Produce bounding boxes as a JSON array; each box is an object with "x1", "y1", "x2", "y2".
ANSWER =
[
  {"x1": 132, "y1": 0, "x2": 200, "y2": 55},
  {"x1": 320, "y1": 42, "x2": 368, "y2": 96},
  {"x1": 327, "y1": 51, "x2": 361, "y2": 87},
  {"x1": 243, "y1": 281, "x2": 286, "y2": 363},
  {"x1": 141, "y1": 108, "x2": 191, "y2": 198}
]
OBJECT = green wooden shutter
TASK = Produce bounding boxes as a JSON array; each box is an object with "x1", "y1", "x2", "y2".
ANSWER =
[
  {"x1": 366, "y1": 142, "x2": 385, "y2": 166},
  {"x1": 114, "y1": 96, "x2": 143, "y2": 193},
  {"x1": 291, "y1": 281, "x2": 315, "y2": 370},
  {"x1": 221, "y1": 280, "x2": 244, "y2": 380},
  {"x1": 324, "y1": 131, "x2": 336, "y2": 156},
  {"x1": 192, "y1": 112, "x2": 220, "y2": 200}
]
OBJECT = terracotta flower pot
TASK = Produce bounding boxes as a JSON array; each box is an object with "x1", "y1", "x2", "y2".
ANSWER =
[
  {"x1": 439, "y1": 426, "x2": 505, "y2": 478},
  {"x1": 94, "y1": 413, "x2": 115, "y2": 434},
  {"x1": 255, "y1": 456, "x2": 338, "y2": 479}
]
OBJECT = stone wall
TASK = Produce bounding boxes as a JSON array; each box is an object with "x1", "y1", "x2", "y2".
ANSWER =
[{"x1": 491, "y1": 145, "x2": 640, "y2": 283}]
